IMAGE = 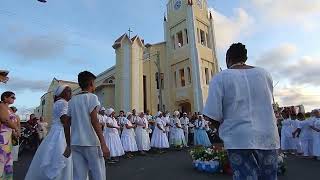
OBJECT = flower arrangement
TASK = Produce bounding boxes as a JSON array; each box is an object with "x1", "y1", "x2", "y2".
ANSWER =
[
  {"x1": 190, "y1": 146, "x2": 231, "y2": 174},
  {"x1": 277, "y1": 153, "x2": 286, "y2": 175}
]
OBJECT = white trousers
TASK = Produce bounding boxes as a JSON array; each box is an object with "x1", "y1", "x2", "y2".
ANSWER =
[{"x1": 72, "y1": 146, "x2": 106, "y2": 180}]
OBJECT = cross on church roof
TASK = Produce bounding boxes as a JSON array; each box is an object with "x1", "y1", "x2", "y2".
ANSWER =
[{"x1": 128, "y1": 28, "x2": 133, "y2": 38}]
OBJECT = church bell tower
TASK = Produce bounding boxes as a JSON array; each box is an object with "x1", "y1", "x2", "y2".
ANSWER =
[{"x1": 164, "y1": 0, "x2": 219, "y2": 113}]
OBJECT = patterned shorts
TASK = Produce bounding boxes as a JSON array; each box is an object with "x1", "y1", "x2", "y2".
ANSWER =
[{"x1": 227, "y1": 149, "x2": 278, "y2": 180}]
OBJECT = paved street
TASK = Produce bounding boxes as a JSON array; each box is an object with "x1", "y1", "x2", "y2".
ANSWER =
[{"x1": 14, "y1": 149, "x2": 320, "y2": 180}]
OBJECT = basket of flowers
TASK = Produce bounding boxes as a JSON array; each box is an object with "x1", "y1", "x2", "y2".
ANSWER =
[{"x1": 190, "y1": 146, "x2": 231, "y2": 174}]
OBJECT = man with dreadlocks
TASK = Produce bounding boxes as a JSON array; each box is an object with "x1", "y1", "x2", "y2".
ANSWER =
[{"x1": 203, "y1": 43, "x2": 280, "y2": 180}]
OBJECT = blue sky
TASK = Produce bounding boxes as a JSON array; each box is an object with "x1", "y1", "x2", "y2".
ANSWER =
[{"x1": 1, "y1": 0, "x2": 320, "y2": 116}]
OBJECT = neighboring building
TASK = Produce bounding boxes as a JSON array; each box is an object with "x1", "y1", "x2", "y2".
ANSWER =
[
  {"x1": 37, "y1": 0, "x2": 220, "y2": 117},
  {"x1": 34, "y1": 78, "x2": 78, "y2": 125}
]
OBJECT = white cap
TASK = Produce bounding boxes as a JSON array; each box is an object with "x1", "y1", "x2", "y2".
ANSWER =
[
  {"x1": 100, "y1": 107, "x2": 106, "y2": 111},
  {"x1": 106, "y1": 108, "x2": 114, "y2": 116},
  {"x1": 54, "y1": 85, "x2": 69, "y2": 97},
  {"x1": 157, "y1": 111, "x2": 162, "y2": 117}
]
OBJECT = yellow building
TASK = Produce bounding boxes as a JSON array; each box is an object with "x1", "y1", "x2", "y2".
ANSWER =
[
  {"x1": 92, "y1": 0, "x2": 218, "y2": 114},
  {"x1": 34, "y1": 78, "x2": 78, "y2": 125},
  {"x1": 37, "y1": 0, "x2": 219, "y2": 119}
]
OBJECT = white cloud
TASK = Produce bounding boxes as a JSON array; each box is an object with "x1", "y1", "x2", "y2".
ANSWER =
[
  {"x1": 248, "y1": 0, "x2": 320, "y2": 30},
  {"x1": 210, "y1": 8, "x2": 254, "y2": 49},
  {"x1": 2, "y1": 77, "x2": 49, "y2": 92},
  {"x1": 274, "y1": 86, "x2": 320, "y2": 112},
  {"x1": 254, "y1": 43, "x2": 297, "y2": 70},
  {"x1": 280, "y1": 56, "x2": 320, "y2": 86}
]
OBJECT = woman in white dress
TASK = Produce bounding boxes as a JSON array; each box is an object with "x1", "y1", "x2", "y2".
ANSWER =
[
  {"x1": 25, "y1": 85, "x2": 73, "y2": 180},
  {"x1": 104, "y1": 108, "x2": 124, "y2": 163},
  {"x1": 170, "y1": 111, "x2": 186, "y2": 149},
  {"x1": 135, "y1": 112, "x2": 151, "y2": 155},
  {"x1": 121, "y1": 112, "x2": 138, "y2": 158},
  {"x1": 294, "y1": 113, "x2": 314, "y2": 157},
  {"x1": 280, "y1": 112, "x2": 295, "y2": 153},
  {"x1": 151, "y1": 112, "x2": 169, "y2": 153}
]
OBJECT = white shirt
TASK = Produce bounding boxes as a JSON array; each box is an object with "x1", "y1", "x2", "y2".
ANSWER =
[
  {"x1": 298, "y1": 118, "x2": 315, "y2": 140},
  {"x1": 105, "y1": 117, "x2": 120, "y2": 135},
  {"x1": 121, "y1": 118, "x2": 135, "y2": 136},
  {"x1": 203, "y1": 67, "x2": 280, "y2": 149},
  {"x1": 67, "y1": 93, "x2": 101, "y2": 146},
  {"x1": 180, "y1": 117, "x2": 189, "y2": 130}
]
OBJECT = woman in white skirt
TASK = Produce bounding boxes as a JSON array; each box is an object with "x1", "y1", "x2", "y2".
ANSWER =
[
  {"x1": 136, "y1": 112, "x2": 151, "y2": 155},
  {"x1": 151, "y1": 112, "x2": 169, "y2": 153},
  {"x1": 194, "y1": 115, "x2": 212, "y2": 147},
  {"x1": 104, "y1": 108, "x2": 124, "y2": 163},
  {"x1": 121, "y1": 112, "x2": 138, "y2": 158},
  {"x1": 311, "y1": 109, "x2": 320, "y2": 160},
  {"x1": 25, "y1": 85, "x2": 73, "y2": 180},
  {"x1": 170, "y1": 111, "x2": 186, "y2": 149}
]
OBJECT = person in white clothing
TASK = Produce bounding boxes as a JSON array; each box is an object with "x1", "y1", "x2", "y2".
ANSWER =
[
  {"x1": 294, "y1": 113, "x2": 315, "y2": 157},
  {"x1": 37, "y1": 117, "x2": 48, "y2": 141},
  {"x1": 120, "y1": 112, "x2": 138, "y2": 158},
  {"x1": 310, "y1": 109, "x2": 320, "y2": 160},
  {"x1": 64, "y1": 71, "x2": 109, "y2": 180},
  {"x1": 280, "y1": 112, "x2": 296, "y2": 153},
  {"x1": 136, "y1": 112, "x2": 151, "y2": 155},
  {"x1": 180, "y1": 112, "x2": 189, "y2": 146},
  {"x1": 203, "y1": 43, "x2": 279, "y2": 179},
  {"x1": 170, "y1": 111, "x2": 186, "y2": 149},
  {"x1": 131, "y1": 109, "x2": 139, "y2": 125},
  {"x1": 163, "y1": 112, "x2": 171, "y2": 139},
  {"x1": 26, "y1": 85, "x2": 73, "y2": 180},
  {"x1": 104, "y1": 108, "x2": 125, "y2": 163},
  {"x1": 118, "y1": 110, "x2": 126, "y2": 133},
  {"x1": 291, "y1": 114, "x2": 303, "y2": 154},
  {"x1": 151, "y1": 112, "x2": 169, "y2": 153},
  {"x1": 97, "y1": 107, "x2": 106, "y2": 131}
]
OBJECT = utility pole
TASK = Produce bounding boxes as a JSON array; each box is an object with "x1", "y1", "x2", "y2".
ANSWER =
[{"x1": 156, "y1": 51, "x2": 163, "y2": 112}]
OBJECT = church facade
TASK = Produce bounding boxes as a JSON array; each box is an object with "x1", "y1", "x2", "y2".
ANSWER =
[{"x1": 35, "y1": 0, "x2": 219, "y2": 119}]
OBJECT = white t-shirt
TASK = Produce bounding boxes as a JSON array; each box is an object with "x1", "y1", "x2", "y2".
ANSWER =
[
  {"x1": 203, "y1": 67, "x2": 280, "y2": 149},
  {"x1": 67, "y1": 93, "x2": 101, "y2": 146}
]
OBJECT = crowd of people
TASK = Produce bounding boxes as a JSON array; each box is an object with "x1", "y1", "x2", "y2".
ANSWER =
[
  {"x1": 279, "y1": 109, "x2": 320, "y2": 159},
  {"x1": 22, "y1": 70, "x2": 220, "y2": 180},
  {"x1": 0, "y1": 43, "x2": 317, "y2": 180}
]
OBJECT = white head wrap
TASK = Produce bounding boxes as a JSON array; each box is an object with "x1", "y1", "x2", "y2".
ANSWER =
[
  {"x1": 174, "y1": 111, "x2": 180, "y2": 116},
  {"x1": 106, "y1": 108, "x2": 114, "y2": 116},
  {"x1": 100, "y1": 107, "x2": 106, "y2": 111},
  {"x1": 54, "y1": 85, "x2": 69, "y2": 97},
  {"x1": 157, "y1": 111, "x2": 162, "y2": 117},
  {"x1": 183, "y1": 112, "x2": 187, "y2": 115}
]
